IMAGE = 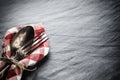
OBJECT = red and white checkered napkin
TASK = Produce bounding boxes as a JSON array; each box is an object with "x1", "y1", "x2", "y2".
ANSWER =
[{"x1": 0, "y1": 23, "x2": 49, "y2": 80}]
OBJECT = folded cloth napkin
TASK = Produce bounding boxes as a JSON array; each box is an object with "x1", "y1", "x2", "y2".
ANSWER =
[{"x1": 0, "y1": 23, "x2": 49, "y2": 80}]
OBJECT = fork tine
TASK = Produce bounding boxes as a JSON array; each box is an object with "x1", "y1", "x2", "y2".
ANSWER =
[{"x1": 25, "y1": 35, "x2": 48, "y2": 55}]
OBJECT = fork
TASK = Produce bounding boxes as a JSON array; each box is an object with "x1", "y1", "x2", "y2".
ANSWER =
[{"x1": 0, "y1": 32, "x2": 48, "y2": 78}]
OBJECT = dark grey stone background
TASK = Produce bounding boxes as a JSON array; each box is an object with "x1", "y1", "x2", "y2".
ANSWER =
[{"x1": 0, "y1": 0, "x2": 120, "y2": 80}]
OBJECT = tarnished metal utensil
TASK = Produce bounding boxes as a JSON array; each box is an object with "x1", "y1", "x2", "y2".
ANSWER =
[{"x1": 10, "y1": 26, "x2": 34, "y2": 60}]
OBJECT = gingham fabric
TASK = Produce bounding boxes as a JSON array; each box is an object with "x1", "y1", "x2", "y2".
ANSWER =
[{"x1": 0, "y1": 23, "x2": 49, "y2": 80}]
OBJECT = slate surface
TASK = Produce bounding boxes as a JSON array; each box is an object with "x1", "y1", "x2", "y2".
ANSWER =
[{"x1": 0, "y1": 0, "x2": 120, "y2": 80}]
